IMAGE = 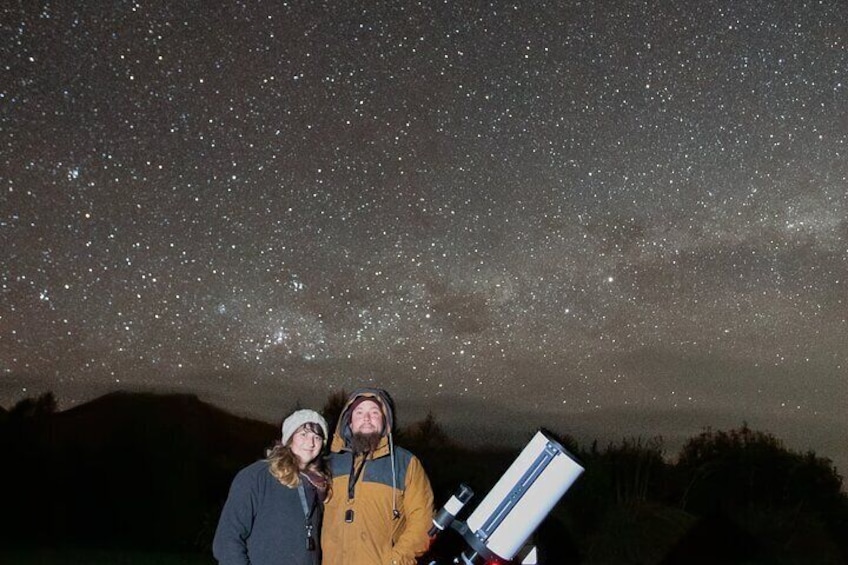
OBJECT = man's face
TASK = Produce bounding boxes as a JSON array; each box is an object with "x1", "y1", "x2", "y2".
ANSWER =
[{"x1": 350, "y1": 399, "x2": 384, "y2": 436}]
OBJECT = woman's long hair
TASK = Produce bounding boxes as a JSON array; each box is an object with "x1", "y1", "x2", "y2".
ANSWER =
[{"x1": 266, "y1": 421, "x2": 332, "y2": 501}]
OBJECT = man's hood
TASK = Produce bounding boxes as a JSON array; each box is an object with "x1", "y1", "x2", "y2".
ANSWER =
[{"x1": 331, "y1": 387, "x2": 395, "y2": 453}]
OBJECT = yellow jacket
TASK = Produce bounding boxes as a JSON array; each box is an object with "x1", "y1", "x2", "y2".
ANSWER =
[{"x1": 321, "y1": 388, "x2": 434, "y2": 565}]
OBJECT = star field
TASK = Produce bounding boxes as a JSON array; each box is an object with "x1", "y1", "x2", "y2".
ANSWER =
[{"x1": 2, "y1": 1, "x2": 847, "y2": 471}]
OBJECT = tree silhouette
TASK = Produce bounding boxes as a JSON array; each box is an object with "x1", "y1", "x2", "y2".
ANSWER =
[
  {"x1": 403, "y1": 410, "x2": 451, "y2": 451},
  {"x1": 9, "y1": 391, "x2": 57, "y2": 420},
  {"x1": 672, "y1": 424, "x2": 848, "y2": 563},
  {"x1": 677, "y1": 424, "x2": 818, "y2": 512},
  {"x1": 3, "y1": 391, "x2": 848, "y2": 564},
  {"x1": 321, "y1": 389, "x2": 348, "y2": 437}
]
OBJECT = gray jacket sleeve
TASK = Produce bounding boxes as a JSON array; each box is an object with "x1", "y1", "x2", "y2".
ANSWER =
[{"x1": 212, "y1": 465, "x2": 260, "y2": 565}]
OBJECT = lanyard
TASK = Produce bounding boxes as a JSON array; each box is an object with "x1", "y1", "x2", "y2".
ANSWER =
[
  {"x1": 298, "y1": 480, "x2": 317, "y2": 552},
  {"x1": 347, "y1": 452, "x2": 369, "y2": 500}
]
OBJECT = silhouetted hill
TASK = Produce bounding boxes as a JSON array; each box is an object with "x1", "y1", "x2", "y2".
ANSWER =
[
  {"x1": 0, "y1": 391, "x2": 276, "y2": 551},
  {"x1": 56, "y1": 391, "x2": 275, "y2": 469},
  {"x1": 2, "y1": 391, "x2": 847, "y2": 563}
]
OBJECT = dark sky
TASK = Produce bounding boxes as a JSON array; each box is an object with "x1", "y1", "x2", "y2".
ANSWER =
[{"x1": 2, "y1": 1, "x2": 847, "y2": 472}]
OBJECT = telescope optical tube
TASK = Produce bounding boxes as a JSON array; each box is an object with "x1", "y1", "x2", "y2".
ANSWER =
[{"x1": 458, "y1": 430, "x2": 584, "y2": 563}]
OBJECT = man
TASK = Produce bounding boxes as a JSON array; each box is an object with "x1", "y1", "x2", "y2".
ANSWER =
[{"x1": 322, "y1": 387, "x2": 434, "y2": 565}]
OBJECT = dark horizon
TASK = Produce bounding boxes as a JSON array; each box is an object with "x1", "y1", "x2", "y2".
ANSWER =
[
  {"x1": 2, "y1": 388, "x2": 846, "y2": 564},
  {"x1": 4, "y1": 383, "x2": 846, "y2": 486}
]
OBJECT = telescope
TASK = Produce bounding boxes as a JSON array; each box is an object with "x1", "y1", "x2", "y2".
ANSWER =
[{"x1": 428, "y1": 430, "x2": 584, "y2": 564}]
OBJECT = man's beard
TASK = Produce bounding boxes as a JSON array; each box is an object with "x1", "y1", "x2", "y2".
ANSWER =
[{"x1": 351, "y1": 432, "x2": 382, "y2": 454}]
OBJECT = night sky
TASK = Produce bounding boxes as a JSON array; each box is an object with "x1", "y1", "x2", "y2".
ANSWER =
[{"x1": 2, "y1": 1, "x2": 847, "y2": 473}]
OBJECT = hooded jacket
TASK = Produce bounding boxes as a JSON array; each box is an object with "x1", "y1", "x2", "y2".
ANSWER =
[{"x1": 321, "y1": 388, "x2": 434, "y2": 565}]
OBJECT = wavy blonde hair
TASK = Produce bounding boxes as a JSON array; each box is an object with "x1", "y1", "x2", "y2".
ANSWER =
[{"x1": 266, "y1": 422, "x2": 332, "y2": 501}]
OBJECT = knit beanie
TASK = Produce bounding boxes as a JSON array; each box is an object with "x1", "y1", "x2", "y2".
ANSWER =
[{"x1": 281, "y1": 409, "x2": 329, "y2": 445}]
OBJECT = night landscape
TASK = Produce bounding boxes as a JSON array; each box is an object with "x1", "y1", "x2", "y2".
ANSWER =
[{"x1": 3, "y1": 0, "x2": 847, "y2": 562}]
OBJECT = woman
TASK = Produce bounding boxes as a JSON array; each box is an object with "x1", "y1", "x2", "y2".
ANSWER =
[{"x1": 213, "y1": 409, "x2": 332, "y2": 565}]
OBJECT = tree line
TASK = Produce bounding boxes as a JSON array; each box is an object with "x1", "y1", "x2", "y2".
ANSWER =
[{"x1": 1, "y1": 391, "x2": 846, "y2": 564}]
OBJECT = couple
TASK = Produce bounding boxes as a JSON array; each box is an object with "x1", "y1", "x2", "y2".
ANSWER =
[{"x1": 212, "y1": 387, "x2": 434, "y2": 565}]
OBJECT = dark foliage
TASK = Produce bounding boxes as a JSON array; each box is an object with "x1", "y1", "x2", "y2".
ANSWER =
[
  {"x1": 667, "y1": 424, "x2": 848, "y2": 564},
  {"x1": 321, "y1": 389, "x2": 348, "y2": 438},
  {"x1": 1, "y1": 392, "x2": 846, "y2": 564},
  {"x1": 0, "y1": 391, "x2": 275, "y2": 553}
]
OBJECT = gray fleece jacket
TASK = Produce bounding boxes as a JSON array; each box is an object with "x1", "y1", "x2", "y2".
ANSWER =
[{"x1": 213, "y1": 460, "x2": 321, "y2": 565}]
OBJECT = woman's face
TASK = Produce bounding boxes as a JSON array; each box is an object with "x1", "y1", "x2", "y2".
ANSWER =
[{"x1": 290, "y1": 425, "x2": 324, "y2": 467}]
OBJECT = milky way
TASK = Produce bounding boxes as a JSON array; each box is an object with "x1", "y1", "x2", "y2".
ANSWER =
[{"x1": 2, "y1": 1, "x2": 847, "y2": 472}]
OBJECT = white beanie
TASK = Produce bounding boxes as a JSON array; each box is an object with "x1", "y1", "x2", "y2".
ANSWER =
[{"x1": 281, "y1": 409, "x2": 329, "y2": 445}]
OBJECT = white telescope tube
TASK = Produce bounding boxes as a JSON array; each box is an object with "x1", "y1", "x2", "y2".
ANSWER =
[{"x1": 463, "y1": 430, "x2": 583, "y2": 561}]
